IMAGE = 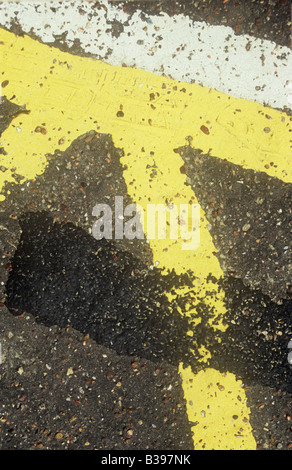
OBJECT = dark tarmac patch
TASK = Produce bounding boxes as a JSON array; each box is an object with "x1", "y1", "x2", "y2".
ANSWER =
[
  {"x1": 180, "y1": 146, "x2": 292, "y2": 303},
  {"x1": 4, "y1": 209, "x2": 292, "y2": 393},
  {"x1": 4, "y1": 210, "x2": 193, "y2": 365}
]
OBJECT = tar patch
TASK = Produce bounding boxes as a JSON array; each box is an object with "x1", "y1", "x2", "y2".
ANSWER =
[
  {"x1": 5, "y1": 211, "x2": 194, "y2": 365},
  {"x1": 5, "y1": 212, "x2": 292, "y2": 392}
]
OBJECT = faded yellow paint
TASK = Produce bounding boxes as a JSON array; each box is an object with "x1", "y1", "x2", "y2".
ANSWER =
[
  {"x1": 1, "y1": 28, "x2": 290, "y2": 450},
  {"x1": 179, "y1": 365, "x2": 256, "y2": 450}
]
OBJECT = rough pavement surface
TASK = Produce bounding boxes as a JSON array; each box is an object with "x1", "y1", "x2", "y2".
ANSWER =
[{"x1": 0, "y1": 0, "x2": 291, "y2": 452}]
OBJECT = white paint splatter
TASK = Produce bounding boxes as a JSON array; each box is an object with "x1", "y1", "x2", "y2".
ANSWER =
[{"x1": 0, "y1": 0, "x2": 291, "y2": 109}]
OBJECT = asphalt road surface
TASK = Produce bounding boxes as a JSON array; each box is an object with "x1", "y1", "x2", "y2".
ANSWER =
[{"x1": 0, "y1": 0, "x2": 291, "y2": 453}]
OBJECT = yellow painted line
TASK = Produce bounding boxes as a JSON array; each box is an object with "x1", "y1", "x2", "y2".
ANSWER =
[
  {"x1": 179, "y1": 366, "x2": 256, "y2": 450},
  {"x1": 0, "y1": 29, "x2": 290, "y2": 449}
]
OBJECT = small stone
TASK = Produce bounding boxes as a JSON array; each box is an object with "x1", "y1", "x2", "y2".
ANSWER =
[
  {"x1": 200, "y1": 125, "x2": 210, "y2": 135},
  {"x1": 242, "y1": 223, "x2": 251, "y2": 232}
]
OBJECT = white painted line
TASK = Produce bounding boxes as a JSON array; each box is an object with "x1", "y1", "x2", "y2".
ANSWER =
[{"x1": 0, "y1": 0, "x2": 291, "y2": 110}]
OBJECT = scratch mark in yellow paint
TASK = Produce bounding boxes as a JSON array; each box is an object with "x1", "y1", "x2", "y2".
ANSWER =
[{"x1": 1, "y1": 28, "x2": 290, "y2": 449}]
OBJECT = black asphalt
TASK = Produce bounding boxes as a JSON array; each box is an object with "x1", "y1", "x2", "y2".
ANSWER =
[{"x1": 0, "y1": 0, "x2": 291, "y2": 452}]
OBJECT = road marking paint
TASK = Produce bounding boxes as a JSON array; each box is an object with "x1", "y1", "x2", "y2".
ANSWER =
[
  {"x1": 1, "y1": 28, "x2": 290, "y2": 449},
  {"x1": 0, "y1": 0, "x2": 290, "y2": 110},
  {"x1": 179, "y1": 365, "x2": 255, "y2": 450}
]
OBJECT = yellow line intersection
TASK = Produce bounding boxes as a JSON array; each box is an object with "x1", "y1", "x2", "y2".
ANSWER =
[{"x1": 0, "y1": 28, "x2": 291, "y2": 450}]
